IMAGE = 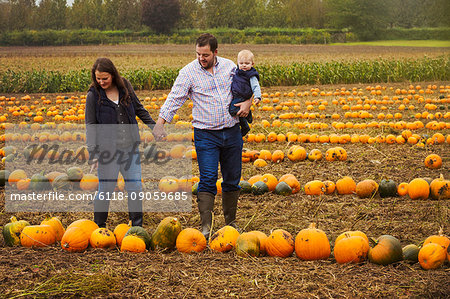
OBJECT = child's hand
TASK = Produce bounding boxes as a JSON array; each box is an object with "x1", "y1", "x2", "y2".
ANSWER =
[{"x1": 253, "y1": 97, "x2": 261, "y2": 105}]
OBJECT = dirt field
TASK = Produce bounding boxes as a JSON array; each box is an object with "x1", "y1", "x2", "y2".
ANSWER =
[
  {"x1": 1, "y1": 44, "x2": 449, "y2": 72},
  {"x1": 1, "y1": 80, "x2": 449, "y2": 297}
]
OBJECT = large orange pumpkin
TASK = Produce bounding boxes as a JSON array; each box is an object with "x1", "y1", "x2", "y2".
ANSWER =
[
  {"x1": 20, "y1": 225, "x2": 56, "y2": 247},
  {"x1": 418, "y1": 243, "x2": 447, "y2": 270},
  {"x1": 336, "y1": 176, "x2": 356, "y2": 195},
  {"x1": 113, "y1": 221, "x2": 131, "y2": 247},
  {"x1": 334, "y1": 234, "x2": 370, "y2": 264},
  {"x1": 304, "y1": 180, "x2": 325, "y2": 195},
  {"x1": 90, "y1": 228, "x2": 116, "y2": 249},
  {"x1": 295, "y1": 223, "x2": 330, "y2": 260},
  {"x1": 61, "y1": 227, "x2": 89, "y2": 252},
  {"x1": 355, "y1": 179, "x2": 378, "y2": 198},
  {"x1": 407, "y1": 178, "x2": 429, "y2": 200},
  {"x1": 79, "y1": 174, "x2": 99, "y2": 191},
  {"x1": 40, "y1": 216, "x2": 65, "y2": 241},
  {"x1": 121, "y1": 235, "x2": 146, "y2": 253},
  {"x1": 265, "y1": 229, "x2": 294, "y2": 258},
  {"x1": 66, "y1": 219, "x2": 99, "y2": 241},
  {"x1": 429, "y1": 175, "x2": 450, "y2": 200},
  {"x1": 176, "y1": 228, "x2": 207, "y2": 254},
  {"x1": 424, "y1": 154, "x2": 442, "y2": 169},
  {"x1": 209, "y1": 226, "x2": 240, "y2": 253}
]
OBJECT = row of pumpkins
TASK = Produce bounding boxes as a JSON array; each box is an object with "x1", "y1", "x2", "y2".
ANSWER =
[
  {"x1": 234, "y1": 174, "x2": 450, "y2": 200},
  {"x1": 2, "y1": 216, "x2": 449, "y2": 270}
]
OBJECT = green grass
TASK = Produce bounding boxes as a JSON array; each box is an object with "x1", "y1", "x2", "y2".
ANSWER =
[{"x1": 332, "y1": 40, "x2": 450, "y2": 47}]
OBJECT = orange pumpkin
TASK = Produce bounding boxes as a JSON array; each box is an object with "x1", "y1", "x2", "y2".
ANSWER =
[
  {"x1": 307, "y1": 149, "x2": 322, "y2": 161},
  {"x1": 8, "y1": 169, "x2": 27, "y2": 186},
  {"x1": 429, "y1": 174, "x2": 450, "y2": 200},
  {"x1": 271, "y1": 150, "x2": 284, "y2": 163},
  {"x1": 304, "y1": 180, "x2": 325, "y2": 195},
  {"x1": 121, "y1": 235, "x2": 146, "y2": 253},
  {"x1": 323, "y1": 180, "x2": 336, "y2": 194},
  {"x1": 79, "y1": 174, "x2": 99, "y2": 191},
  {"x1": 20, "y1": 225, "x2": 56, "y2": 247},
  {"x1": 176, "y1": 228, "x2": 207, "y2": 254},
  {"x1": 66, "y1": 219, "x2": 99, "y2": 241},
  {"x1": 368, "y1": 235, "x2": 403, "y2": 265},
  {"x1": 397, "y1": 182, "x2": 409, "y2": 197},
  {"x1": 336, "y1": 176, "x2": 356, "y2": 195},
  {"x1": 287, "y1": 146, "x2": 306, "y2": 162},
  {"x1": 158, "y1": 176, "x2": 179, "y2": 193},
  {"x1": 253, "y1": 158, "x2": 267, "y2": 168},
  {"x1": 295, "y1": 223, "x2": 330, "y2": 261},
  {"x1": 265, "y1": 229, "x2": 294, "y2": 258},
  {"x1": 334, "y1": 233, "x2": 370, "y2": 264},
  {"x1": 407, "y1": 178, "x2": 429, "y2": 200},
  {"x1": 209, "y1": 226, "x2": 240, "y2": 253},
  {"x1": 61, "y1": 227, "x2": 89, "y2": 252},
  {"x1": 262, "y1": 173, "x2": 278, "y2": 192},
  {"x1": 113, "y1": 221, "x2": 132, "y2": 247},
  {"x1": 423, "y1": 229, "x2": 450, "y2": 253},
  {"x1": 90, "y1": 228, "x2": 116, "y2": 249},
  {"x1": 355, "y1": 179, "x2": 378, "y2": 198},
  {"x1": 424, "y1": 154, "x2": 442, "y2": 169},
  {"x1": 335, "y1": 230, "x2": 369, "y2": 248},
  {"x1": 418, "y1": 243, "x2": 447, "y2": 270}
]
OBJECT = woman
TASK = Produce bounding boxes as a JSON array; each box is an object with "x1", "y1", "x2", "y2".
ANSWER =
[{"x1": 85, "y1": 57, "x2": 155, "y2": 227}]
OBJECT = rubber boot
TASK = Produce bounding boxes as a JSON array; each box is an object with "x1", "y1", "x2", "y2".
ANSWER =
[
  {"x1": 197, "y1": 191, "x2": 215, "y2": 239},
  {"x1": 222, "y1": 190, "x2": 240, "y2": 231}
]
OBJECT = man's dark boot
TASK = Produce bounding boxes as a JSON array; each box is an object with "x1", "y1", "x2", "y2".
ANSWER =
[
  {"x1": 222, "y1": 190, "x2": 240, "y2": 231},
  {"x1": 197, "y1": 192, "x2": 215, "y2": 239}
]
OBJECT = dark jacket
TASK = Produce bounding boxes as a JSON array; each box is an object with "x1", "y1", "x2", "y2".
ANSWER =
[
  {"x1": 85, "y1": 79, "x2": 155, "y2": 161},
  {"x1": 231, "y1": 67, "x2": 259, "y2": 100}
]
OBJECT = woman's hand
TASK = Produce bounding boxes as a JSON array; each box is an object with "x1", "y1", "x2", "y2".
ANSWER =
[
  {"x1": 153, "y1": 118, "x2": 167, "y2": 141},
  {"x1": 234, "y1": 99, "x2": 252, "y2": 118}
]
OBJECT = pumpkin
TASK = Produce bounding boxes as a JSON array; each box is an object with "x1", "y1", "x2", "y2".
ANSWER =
[
  {"x1": 274, "y1": 181, "x2": 292, "y2": 195},
  {"x1": 418, "y1": 243, "x2": 447, "y2": 270},
  {"x1": 355, "y1": 179, "x2": 378, "y2": 198},
  {"x1": 125, "y1": 226, "x2": 151, "y2": 249},
  {"x1": 235, "y1": 232, "x2": 260, "y2": 257},
  {"x1": 66, "y1": 166, "x2": 83, "y2": 182},
  {"x1": 192, "y1": 181, "x2": 199, "y2": 195},
  {"x1": 307, "y1": 149, "x2": 322, "y2": 161},
  {"x1": 40, "y1": 216, "x2": 65, "y2": 241},
  {"x1": 407, "y1": 178, "x2": 429, "y2": 200},
  {"x1": 333, "y1": 234, "x2": 370, "y2": 264},
  {"x1": 176, "y1": 228, "x2": 207, "y2": 254},
  {"x1": 239, "y1": 180, "x2": 252, "y2": 194},
  {"x1": 248, "y1": 230, "x2": 268, "y2": 255},
  {"x1": 52, "y1": 174, "x2": 72, "y2": 191},
  {"x1": 334, "y1": 146, "x2": 347, "y2": 161},
  {"x1": 424, "y1": 154, "x2": 442, "y2": 169},
  {"x1": 8, "y1": 169, "x2": 27, "y2": 186},
  {"x1": 90, "y1": 228, "x2": 116, "y2": 249},
  {"x1": 2, "y1": 216, "x2": 30, "y2": 246},
  {"x1": 271, "y1": 150, "x2": 284, "y2": 163},
  {"x1": 209, "y1": 225, "x2": 240, "y2": 253},
  {"x1": 335, "y1": 176, "x2": 356, "y2": 195},
  {"x1": 323, "y1": 180, "x2": 336, "y2": 195},
  {"x1": 251, "y1": 181, "x2": 269, "y2": 195},
  {"x1": 397, "y1": 182, "x2": 409, "y2": 197},
  {"x1": 61, "y1": 227, "x2": 89, "y2": 252},
  {"x1": 325, "y1": 148, "x2": 339, "y2": 161},
  {"x1": 150, "y1": 217, "x2": 182, "y2": 251},
  {"x1": 248, "y1": 175, "x2": 263, "y2": 186},
  {"x1": 295, "y1": 223, "x2": 330, "y2": 260},
  {"x1": 368, "y1": 235, "x2": 403, "y2": 265},
  {"x1": 429, "y1": 174, "x2": 450, "y2": 200},
  {"x1": 66, "y1": 219, "x2": 99, "y2": 240},
  {"x1": 121, "y1": 235, "x2": 146, "y2": 253},
  {"x1": 79, "y1": 174, "x2": 99, "y2": 191},
  {"x1": 287, "y1": 146, "x2": 306, "y2": 162},
  {"x1": 20, "y1": 225, "x2": 56, "y2": 247},
  {"x1": 16, "y1": 178, "x2": 31, "y2": 190},
  {"x1": 158, "y1": 177, "x2": 179, "y2": 193},
  {"x1": 113, "y1": 221, "x2": 131, "y2": 247},
  {"x1": 265, "y1": 229, "x2": 294, "y2": 258},
  {"x1": 304, "y1": 180, "x2": 325, "y2": 195},
  {"x1": 402, "y1": 244, "x2": 420, "y2": 263},
  {"x1": 335, "y1": 230, "x2": 369, "y2": 248},
  {"x1": 378, "y1": 179, "x2": 398, "y2": 198},
  {"x1": 45, "y1": 171, "x2": 63, "y2": 183},
  {"x1": 29, "y1": 172, "x2": 51, "y2": 191},
  {"x1": 253, "y1": 158, "x2": 267, "y2": 168}
]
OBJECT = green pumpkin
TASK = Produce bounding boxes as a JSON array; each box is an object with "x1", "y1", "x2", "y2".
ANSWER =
[
  {"x1": 378, "y1": 179, "x2": 397, "y2": 198},
  {"x1": 368, "y1": 235, "x2": 403, "y2": 265},
  {"x1": 52, "y1": 174, "x2": 72, "y2": 190},
  {"x1": 30, "y1": 172, "x2": 51, "y2": 191},
  {"x1": 3, "y1": 154, "x2": 15, "y2": 163},
  {"x1": 252, "y1": 181, "x2": 269, "y2": 195},
  {"x1": 274, "y1": 181, "x2": 292, "y2": 195},
  {"x1": 402, "y1": 244, "x2": 419, "y2": 263},
  {"x1": 2, "y1": 146, "x2": 16, "y2": 156},
  {"x1": 125, "y1": 226, "x2": 151, "y2": 249},
  {"x1": 235, "y1": 232, "x2": 260, "y2": 258},
  {"x1": 192, "y1": 181, "x2": 199, "y2": 195},
  {"x1": 0, "y1": 169, "x2": 11, "y2": 187},
  {"x1": 66, "y1": 167, "x2": 83, "y2": 182},
  {"x1": 2, "y1": 216, "x2": 30, "y2": 246},
  {"x1": 239, "y1": 180, "x2": 252, "y2": 194},
  {"x1": 150, "y1": 217, "x2": 182, "y2": 251}
]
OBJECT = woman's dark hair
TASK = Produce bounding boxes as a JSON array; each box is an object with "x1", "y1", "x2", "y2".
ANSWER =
[
  {"x1": 196, "y1": 33, "x2": 218, "y2": 53},
  {"x1": 90, "y1": 57, "x2": 130, "y2": 105}
]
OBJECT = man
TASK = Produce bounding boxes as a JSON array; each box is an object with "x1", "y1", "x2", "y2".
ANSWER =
[{"x1": 153, "y1": 33, "x2": 252, "y2": 239}]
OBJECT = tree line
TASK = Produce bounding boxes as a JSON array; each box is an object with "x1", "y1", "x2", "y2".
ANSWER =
[{"x1": 0, "y1": 0, "x2": 448, "y2": 40}]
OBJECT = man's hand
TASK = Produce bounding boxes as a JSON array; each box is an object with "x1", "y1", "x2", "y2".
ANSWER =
[
  {"x1": 153, "y1": 118, "x2": 167, "y2": 141},
  {"x1": 253, "y1": 97, "x2": 261, "y2": 105},
  {"x1": 234, "y1": 99, "x2": 252, "y2": 118}
]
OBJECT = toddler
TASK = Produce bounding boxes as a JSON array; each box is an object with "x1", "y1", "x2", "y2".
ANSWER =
[{"x1": 230, "y1": 50, "x2": 261, "y2": 136}]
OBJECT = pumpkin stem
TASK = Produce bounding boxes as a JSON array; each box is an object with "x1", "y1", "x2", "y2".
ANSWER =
[
  {"x1": 438, "y1": 227, "x2": 443, "y2": 236},
  {"x1": 10, "y1": 216, "x2": 18, "y2": 223},
  {"x1": 344, "y1": 232, "x2": 351, "y2": 238},
  {"x1": 127, "y1": 220, "x2": 132, "y2": 227},
  {"x1": 369, "y1": 237, "x2": 378, "y2": 247},
  {"x1": 309, "y1": 223, "x2": 317, "y2": 229}
]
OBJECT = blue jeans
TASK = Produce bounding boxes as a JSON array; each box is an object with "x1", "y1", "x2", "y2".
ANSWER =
[
  {"x1": 194, "y1": 124, "x2": 243, "y2": 195},
  {"x1": 94, "y1": 145, "x2": 143, "y2": 227}
]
